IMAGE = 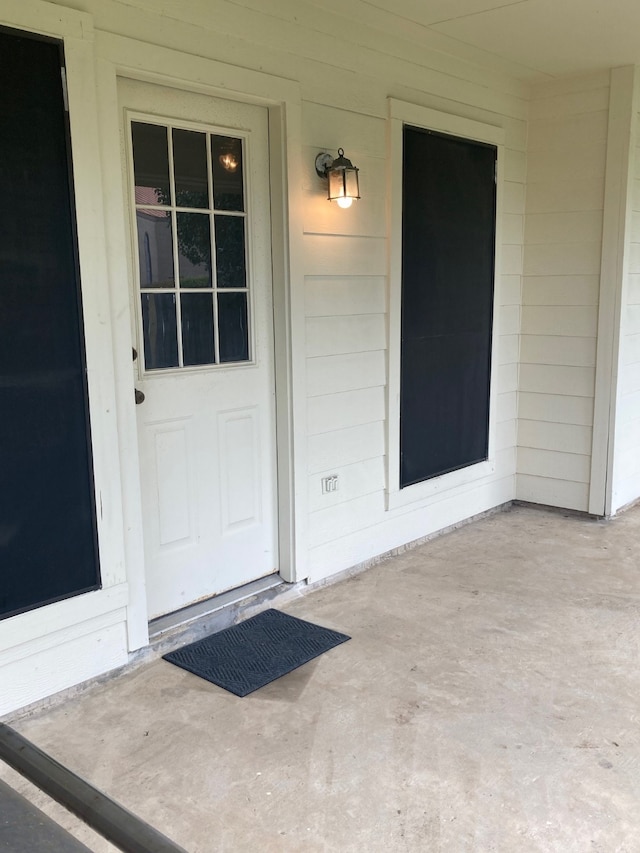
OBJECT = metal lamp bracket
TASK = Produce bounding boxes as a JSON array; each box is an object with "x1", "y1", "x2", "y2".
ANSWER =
[{"x1": 315, "y1": 152, "x2": 334, "y2": 178}]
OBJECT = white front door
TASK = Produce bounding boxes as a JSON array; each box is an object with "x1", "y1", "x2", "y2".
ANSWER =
[{"x1": 119, "y1": 79, "x2": 278, "y2": 619}]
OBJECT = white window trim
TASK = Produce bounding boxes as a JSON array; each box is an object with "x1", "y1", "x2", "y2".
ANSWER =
[{"x1": 386, "y1": 99, "x2": 505, "y2": 511}]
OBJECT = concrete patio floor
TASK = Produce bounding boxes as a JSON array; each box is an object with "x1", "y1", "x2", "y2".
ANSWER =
[{"x1": 2, "y1": 503, "x2": 640, "y2": 852}]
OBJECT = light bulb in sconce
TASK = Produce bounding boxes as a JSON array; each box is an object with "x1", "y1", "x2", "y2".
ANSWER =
[
  {"x1": 219, "y1": 153, "x2": 238, "y2": 172},
  {"x1": 315, "y1": 148, "x2": 360, "y2": 208}
]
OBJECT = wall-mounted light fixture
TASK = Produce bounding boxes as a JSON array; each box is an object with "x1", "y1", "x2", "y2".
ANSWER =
[{"x1": 315, "y1": 148, "x2": 360, "y2": 208}]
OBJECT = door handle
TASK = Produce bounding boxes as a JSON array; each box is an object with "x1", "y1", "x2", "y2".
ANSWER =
[{"x1": 135, "y1": 388, "x2": 145, "y2": 405}]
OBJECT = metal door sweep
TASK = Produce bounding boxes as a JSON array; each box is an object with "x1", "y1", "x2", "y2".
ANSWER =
[{"x1": 0, "y1": 723, "x2": 187, "y2": 853}]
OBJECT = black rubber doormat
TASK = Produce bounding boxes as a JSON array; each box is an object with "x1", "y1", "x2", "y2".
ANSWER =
[{"x1": 163, "y1": 608, "x2": 350, "y2": 697}]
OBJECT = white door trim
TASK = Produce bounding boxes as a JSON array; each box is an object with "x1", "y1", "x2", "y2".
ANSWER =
[{"x1": 94, "y1": 38, "x2": 307, "y2": 650}]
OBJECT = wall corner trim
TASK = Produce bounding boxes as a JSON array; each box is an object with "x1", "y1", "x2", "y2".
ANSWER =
[{"x1": 589, "y1": 65, "x2": 638, "y2": 515}]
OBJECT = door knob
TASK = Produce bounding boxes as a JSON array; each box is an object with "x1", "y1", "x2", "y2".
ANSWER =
[{"x1": 135, "y1": 388, "x2": 145, "y2": 405}]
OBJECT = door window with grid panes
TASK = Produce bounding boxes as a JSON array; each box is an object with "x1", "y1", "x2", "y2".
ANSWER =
[{"x1": 131, "y1": 121, "x2": 250, "y2": 369}]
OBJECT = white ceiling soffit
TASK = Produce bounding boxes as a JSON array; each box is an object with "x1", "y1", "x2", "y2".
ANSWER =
[{"x1": 343, "y1": 0, "x2": 640, "y2": 81}]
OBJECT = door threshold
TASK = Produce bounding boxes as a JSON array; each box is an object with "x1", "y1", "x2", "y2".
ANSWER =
[{"x1": 148, "y1": 575, "x2": 283, "y2": 640}]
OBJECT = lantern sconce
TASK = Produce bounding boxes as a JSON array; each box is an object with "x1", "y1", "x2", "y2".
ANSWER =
[{"x1": 315, "y1": 148, "x2": 360, "y2": 209}]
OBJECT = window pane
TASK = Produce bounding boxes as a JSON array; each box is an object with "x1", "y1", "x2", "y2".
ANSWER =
[
  {"x1": 212, "y1": 136, "x2": 244, "y2": 211},
  {"x1": 141, "y1": 293, "x2": 178, "y2": 369},
  {"x1": 132, "y1": 122, "x2": 170, "y2": 205},
  {"x1": 181, "y1": 293, "x2": 215, "y2": 366},
  {"x1": 136, "y1": 211, "x2": 175, "y2": 288},
  {"x1": 214, "y1": 215, "x2": 246, "y2": 288},
  {"x1": 218, "y1": 292, "x2": 249, "y2": 362},
  {"x1": 173, "y1": 129, "x2": 209, "y2": 209},
  {"x1": 177, "y1": 212, "x2": 211, "y2": 288}
]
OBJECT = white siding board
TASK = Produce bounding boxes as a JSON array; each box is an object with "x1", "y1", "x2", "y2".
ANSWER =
[
  {"x1": 306, "y1": 350, "x2": 386, "y2": 397},
  {"x1": 307, "y1": 387, "x2": 385, "y2": 435},
  {"x1": 627, "y1": 275, "x2": 640, "y2": 305},
  {"x1": 497, "y1": 391, "x2": 517, "y2": 423},
  {"x1": 516, "y1": 474, "x2": 589, "y2": 511},
  {"x1": 526, "y1": 179, "x2": 605, "y2": 214},
  {"x1": 304, "y1": 235, "x2": 386, "y2": 276},
  {"x1": 527, "y1": 143, "x2": 607, "y2": 184},
  {"x1": 618, "y1": 367, "x2": 640, "y2": 396},
  {"x1": 501, "y1": 275, "x2": 522, "y2": 305},
  {"x1": 498, "y1": 304, "x2": 520, "y2": 336},
  {"x1": 305, "y1": 277, "x2": 386, "y2": 317},
  {"x1": 502, "y1": 213, "x2": 524, "y2": 245},
  {"x1": 504, "y1": 148, "x2": 526, "y2": 182},
  {"x1": 497, "y1": 334, "x2": 519, "y2": 365},
  {"x1": 518, "y1": 392, "x2": 595, "y2": 426},
  {"x1": 622, "y1": 332, "x2": 640, "y2": 365},
  {"x1": 520, "y1": 334, "x2": 597, "y2": 368},
  {"x1": 308, "y1": 491, "x2": 386, "y2": 548},
  {"x1": 613, "y1": 446, "x2": 640, "y2": 479},
  {"x1": 522, "y1": 275, "x2": 600, "y2": 306},
  {"x1": 523, "y1": 243, "x2": 602, "y2": 276},
  {"x1": 614, "y1": 415, "x2": 640, "y2": 452},
  {"x1": 618, "y1": 389, "x2": 640, "y2": 421},
  {"x1": 518, "y1": 447, "x2": 591, "y2": 483},
  {"x1": 525, "y1": 211, "x2": 603, "y2": 245},
  {"x1": 518, "y1": 420, "x2": 593, "y2": 456},
  {"x1": 628, "y1": 243, "x2": 640, "y2": 274},
  {"x1": 521, "y1": 306, "x2": 598, "y2": 338},
  {"x1": 307, "y1": 422, "x2": 384, "y2": 474},
  {"x1": 501, "y1": 244, "x2": 523, "y2": 275},
  {"x1": 628, "y1": 211, "x2": 640, "y2": 242},
  {"x1": 305, "y1": 314, "x2": 386, "y2": 358},
  {"x1": 528, "y1": 71, "x2": 610, "y2": 100},
  {"x1": 496, "y1": 418, "x2": 517, "y2": 451},
  {"x1": 528, "y1": 87, "x2": 610, "y2": 121},
  {"x1": 497, "y1": 362, "x2": 519, "y2": 393},
  {"x1": 519, "y1": 364, "x2": 595, "y2": 397},
  {"x1": 527, "y1": 111, "x2": 609, "y2": 152},
  {"x1": 302, "y1": 104, "x2": 385, "y2": 155},
  {"x1": 624, "y1": 304, "x2": 640, "y2": 332},
  {"x1": 503, "y1": 181, "x2": 525, "y2": 214}
]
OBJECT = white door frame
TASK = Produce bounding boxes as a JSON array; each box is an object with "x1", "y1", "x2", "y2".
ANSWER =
[{"x1": 94, "y1": 37, "x2": 308, "y2": 650}]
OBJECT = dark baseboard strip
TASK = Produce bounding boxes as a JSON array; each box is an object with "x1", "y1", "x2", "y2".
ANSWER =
[{"x1": 0, "y1": 724, "x2": 187, "y2": 853}]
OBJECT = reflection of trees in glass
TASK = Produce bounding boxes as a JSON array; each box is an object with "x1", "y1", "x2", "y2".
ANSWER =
[
  {"x1": 215, "y1": 216, "x2": 246, "y2": 288},
  {"x1": 154, "y1": 189, "x2": 246, "y2": 289},
  {"x1": 157, "y1": 189, "x2": 210, "y2": 273}
]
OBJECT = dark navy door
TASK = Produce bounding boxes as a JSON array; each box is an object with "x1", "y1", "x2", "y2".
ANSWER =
[{"x1": 0, "y1": 27, "x2": 100, "y2": 618}]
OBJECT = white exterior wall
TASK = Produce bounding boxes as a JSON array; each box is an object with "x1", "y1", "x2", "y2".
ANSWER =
[
  {"x1": 1, "y1": 0, "x2": 527, "y2": 715},
  {"x1": 518, "y1": 73, "x2": 610, "y2": 511},
  {"x1": 611, "y1": 92, "x2": 640, "y2": 511}
]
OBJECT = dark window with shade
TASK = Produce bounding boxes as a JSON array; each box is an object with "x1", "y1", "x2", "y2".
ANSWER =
[
  {"x1": 0, "y1": 26, "x2": 100, "y2": 618},
  {"x1": 400, "y1": 125, "x2": 496, "y2": 488}
]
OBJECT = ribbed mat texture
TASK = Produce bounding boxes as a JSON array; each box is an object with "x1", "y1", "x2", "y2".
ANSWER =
[{"x1": 163, "y1": 608, "x2": 350, "y2": 696}]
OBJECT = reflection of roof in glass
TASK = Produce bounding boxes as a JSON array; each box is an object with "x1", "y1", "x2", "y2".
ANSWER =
[{"x1": 135, "y1": 185, "x2": 167, "y2": 217}]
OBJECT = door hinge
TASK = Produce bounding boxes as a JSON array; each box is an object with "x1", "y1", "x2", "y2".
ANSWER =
[{"x1": 60, "y1": 67, "x2": 69, "y2": 112}]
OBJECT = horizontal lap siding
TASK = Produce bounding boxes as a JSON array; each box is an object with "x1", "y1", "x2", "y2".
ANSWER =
[
  {"x1": 612, "y1": 111, "x2": 640, "y2": 510},
  {"x1": 518, "y1": 73, "x2": 609, "y2": 511},
  {"x1": 90, "y1": 0, "x2": 527, "y2": 577},
  {"x1": 304, "y1": 93, "x2": 524, "y2": 571}
]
